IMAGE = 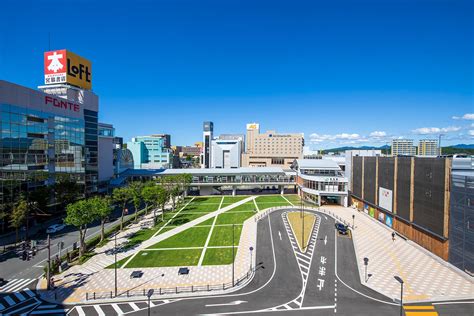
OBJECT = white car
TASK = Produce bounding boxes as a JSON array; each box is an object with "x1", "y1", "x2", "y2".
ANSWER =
[{"x1": 46, "y1": 224, "x2": 66, "y2": 234}]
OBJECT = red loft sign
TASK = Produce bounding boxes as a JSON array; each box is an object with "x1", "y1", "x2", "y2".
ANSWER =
[{"x1": 44, "y1": 96, "x2": 80, "y2": 112}]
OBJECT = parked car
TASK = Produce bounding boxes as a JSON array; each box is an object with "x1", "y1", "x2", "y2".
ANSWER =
[
  {"x1": 335, "y1": 223, "x2": 348, "y2": 235},
  {"x1": 46, "y1": 223, "x2": 66, "y2": 234}
]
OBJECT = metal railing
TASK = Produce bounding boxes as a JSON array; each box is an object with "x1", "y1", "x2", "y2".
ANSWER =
[{"x1": 85, "y1": 268, "x2": 253, "y2": 301}]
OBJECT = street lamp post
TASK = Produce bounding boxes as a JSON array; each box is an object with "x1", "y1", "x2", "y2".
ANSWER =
[
  {"x1": 249, "y1": 246, "x2": 254, "y2": 272},
  {"x1": 363, "y1": 257, "x2": 369, "y2": 282},
  {"x1": 114, "y1": 232, "x2": 118, "y2": 297},
  {"x1": 352, "y1": 214, "x2": 355, "y2": 229},
  {"x1": 394, "y1": 276, "x2": 404, "y2": 316},
  {"x1": 147, "y1": 289, "x2": 154, "y2": 316},
  {"x1": 232, "y1": 224, "x2": 235, "y2": 287}
]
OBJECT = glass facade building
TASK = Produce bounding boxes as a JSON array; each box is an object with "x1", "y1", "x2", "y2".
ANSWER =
[{"x1": 0, "y1": 80, "x2": 99, "y2": 206}]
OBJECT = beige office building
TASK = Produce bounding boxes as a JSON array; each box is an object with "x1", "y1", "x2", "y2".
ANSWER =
[
  {"x1": 243, "y1": 124, "x2": 304, "y2": 168},
  {"x1": 418, "y1": 139, "x2": 439, "y2": 156},
  {"x1": 391, "y1": 139, "x2": 417, "y2": 156}
]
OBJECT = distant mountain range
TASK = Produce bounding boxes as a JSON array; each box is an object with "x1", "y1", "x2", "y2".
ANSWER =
[{"x1": 321, "y1": 144, "x2": 474, "y2": 153}]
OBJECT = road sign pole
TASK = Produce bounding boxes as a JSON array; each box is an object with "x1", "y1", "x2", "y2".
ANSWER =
[{"x1": 46, "y1": 234, "x2": 51, "y2": 290}]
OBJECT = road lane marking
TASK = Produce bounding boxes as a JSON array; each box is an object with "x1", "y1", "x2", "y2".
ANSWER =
[
  {"x1": 112, "y1": 304, "x2": 123, "y2": 315},
  {"x1": 405, "y1": 312, "x2": 438, "y2": 316},
  {"x1": 76, "y1": 306, "x2": 86, "y2": 316},
  {"x1": 94, "y1": 305, "x2": 105, "y2": 316},
  {"x1": 404, "y1": 306, "x2": 435, "y2": 310},
  {"x1": 129, "y1": 302, "x2": 140, "y2": 311},
  {"x1": 278, "y1": 231, "x2": 282, "y2": 240},
  {"x1": 206, "y1": 300, "x2": 247, "y2": 307}
]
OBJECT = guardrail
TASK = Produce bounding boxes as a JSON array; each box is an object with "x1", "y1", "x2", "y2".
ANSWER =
[{"x1": 85, "y1": 268, "x2": 253, "y2": 301}]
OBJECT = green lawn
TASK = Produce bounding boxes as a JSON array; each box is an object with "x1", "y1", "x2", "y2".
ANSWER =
[
  {"x1": 125, "y1": 249, "x2": 202, "y2": 268},
  {"x1": 166, "y1": 212, "x2": 210, "y2": 226},
  {"x1": 208, "y1": 225, "x2": 243, "y2": 246},
  {"x1": 256, "y1": 195, "x2": 291, "y2": 210},
  {"x1": 202, "y1": 247, "x2": 237, "y2": 265},
  {"x1": 215, "y1": 211, "x2": 255, "y2": 225},
  {"x1": 147, "y1": 226, "x2": 211, "y2": 249},
  {"x1": 284, "y1": 194, "x2": 302, "y2": 205},
  {"x1": 180, "y1": 201, "x2": 221, "y2": 213},
  {"x1": 226, "y1": 201, "x2": 256, "y2": 212},
  {"x1": 222, "y1": 196, "x2": 248, "y2": 205},
  {"x1": 106, "y1": 256, "x2": 131, "y2": 269},
  {"x1": 196, "y1": 217, "x2": 216, "y2": 226},
  {"x1": 189, "y1": 196, "x2": 223, "y2": 204}
]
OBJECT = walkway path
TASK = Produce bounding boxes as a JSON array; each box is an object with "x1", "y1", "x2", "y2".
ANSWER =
[
  {"x1": 197, "y1": 197, "x2": 224, "y2": 266},
  {"x1": 323, "y1": 205, "x2": 473, "y2": 303}
]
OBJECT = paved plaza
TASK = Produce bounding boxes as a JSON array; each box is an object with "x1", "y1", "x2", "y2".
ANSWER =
[{"x1": 322, "y1": 205, "x2": 474, "y2": 303}]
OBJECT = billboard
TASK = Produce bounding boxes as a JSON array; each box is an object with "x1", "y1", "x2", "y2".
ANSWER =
[
  {"x1": 369, "y1": 206, "x2": 375, "y2": 218},
  {"x1": 246, "y1": 123, "x2": 260, "y2": 130},
  {"x1": 385, "y1": 214, "x2": 393, "y2": 228},
  {"x1": 378, "y1": 187, "x2": 393, "y2": 212},
  {"x1": 378, "y1": 211, "x2": 385, "y2": 223},
  {"x1": 44, "y1": 50, "x2": 92, "y2": 90}
]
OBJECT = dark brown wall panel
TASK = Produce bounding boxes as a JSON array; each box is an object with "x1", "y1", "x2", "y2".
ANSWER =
[
  {"x1": 352, "y1": 156, "x2": 363, "y2": 197},
  {"x1": 396, "y1": 157, "x2": 412, "y2": 221},
  {"x1": 413, "y1": 158, "x2": 446, "y2": 237},
  {"x1": 363, "y1": 157, "x2": 376, "y2": 204}
]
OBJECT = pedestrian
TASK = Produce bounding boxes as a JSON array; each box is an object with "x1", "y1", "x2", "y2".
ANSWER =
[{"x1": 391, "y1": 232, "x2": 396, "y2": 242}]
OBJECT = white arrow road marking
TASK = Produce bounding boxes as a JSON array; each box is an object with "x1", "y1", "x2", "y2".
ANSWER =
[
  {"x1": 324, "y1": 215, "x2": 328, "y2": 220},
  {"x1": 206, "y1": 300, "x2": 248, "y2": 307},
  {"x1": 324, "y1": 235, "x2": 327, "y2": 245},
  {"x1": 278, "y1": 231, "x2": 282, "y2": 240}
]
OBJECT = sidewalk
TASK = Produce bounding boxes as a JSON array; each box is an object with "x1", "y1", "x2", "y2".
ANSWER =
[
  {"x1": 38, "y1": 197, "x2": 257, "y2": 304},
  {"x1": 324, "y1": 205, "x2": 474, "y2": 303}
]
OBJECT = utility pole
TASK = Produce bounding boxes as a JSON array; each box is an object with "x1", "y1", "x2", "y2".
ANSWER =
[
  {"x1": 438, "y1": 134, "x2": 443, "y2": 156},
  {"x1": 232, "y1": 224, "x2": 235, "y2": 287},
  {"x1": 114, "y1": 232, "x2": 118, "y2": 297},
  {"x1": 46, "y1": 234, "x2": 51, "y2": 290}
]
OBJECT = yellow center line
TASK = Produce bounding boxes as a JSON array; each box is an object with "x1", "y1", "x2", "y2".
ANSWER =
[{"x1": 404, "y1": 306, "x2": 435, "y2": 310}]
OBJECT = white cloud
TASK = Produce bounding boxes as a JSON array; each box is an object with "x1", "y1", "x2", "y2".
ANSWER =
[
  {"x1": 369, "y1": 131, "x2": 387, "y2": 137},
  {"x1": 469, "y1": 130, "x2": 474, "y2": 136},
  {"x1": 452, "y1": 113, "x2": 474, "y2": 120},
  {"x1": 412, "y1": 126, "x2": 461, "y2": 135},
  {"x1": 309, "y1": 133, "x2": 361, "y2": 143}
]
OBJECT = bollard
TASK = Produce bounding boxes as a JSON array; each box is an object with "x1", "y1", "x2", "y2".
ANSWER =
[
  {"x1": 192, "y1": 285, "x2": 194, "y2": 292},
  {"x1": 222, "y1": 283, "x2": 225, "y2": 290},
  {"x1": 143, "y1": 289, "x2": 146, "y2": 296},
  {"x1": 159, "y1": 288, "x2": 162, "y2": 295},
  {"x1": 110, "y1": 291, "x2": 112, "y2": 299},
  {"x1": 207, "y1": 284, "x2": 210, "y2": 291},
  {"x1": 176, "y1": 287, "x2": 178, "y2": 294},
  {"x1": 86, "y1": 293, "x2": 88, "y2": 301},
  {"x1": 127, "y1": 290, "x2": 129, "y2": 297},
  {"x1": 93, "y1": 292, "x2": 96, "y2": 300}
]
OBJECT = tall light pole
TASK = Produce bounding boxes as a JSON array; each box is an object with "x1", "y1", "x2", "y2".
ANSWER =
[
  {"x1": 352, "y1": 214, "x2": 355, "y2": 229},
  {"x1": 147, "y1": 289, "x2": 154, "y2": 316},
  {"x1": 394, "y1": 276, "x2": 404, "y2": 316},
  {"x1": 232, "y1": 224, "x2": 235, "y2": 287},
  {"x1": 46, "y1": 234, "x2": 51, "y2": 290},
  {"x1": 249, "y1": 246, "x2": 254, "y2": 272},
  {"x1": 114, "y1": 232, "x2": 118, "y2": 297},
  {"x1": 363, "y1": 257, "x2": 369, "y2": 283}
]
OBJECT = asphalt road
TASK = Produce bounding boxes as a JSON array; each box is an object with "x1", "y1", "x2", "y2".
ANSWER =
[{"x1": 0, "y1": 204, "x2": 140, "y2": 281}]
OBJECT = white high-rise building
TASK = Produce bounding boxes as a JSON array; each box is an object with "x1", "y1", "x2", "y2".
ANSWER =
[
  {"x1": 211, "y1": 135, "x2": 243, "y2": 168},
  {"x1": 201, "y1": 121, "x2": 214, "y2": 168}
]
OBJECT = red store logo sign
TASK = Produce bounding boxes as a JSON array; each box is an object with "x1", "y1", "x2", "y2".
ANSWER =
[{"x1": 45, "y1": 96, "x2": 80, "y2": 113}]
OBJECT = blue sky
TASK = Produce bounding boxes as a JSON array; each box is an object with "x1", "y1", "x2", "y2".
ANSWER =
[{"x1": 0, "y1": 0, "x2": 472, "y2": 149}]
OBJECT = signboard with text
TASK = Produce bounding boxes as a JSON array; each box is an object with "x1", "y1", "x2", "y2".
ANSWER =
[{"x1": 44, "y1": 50, "x2": 92, "y2": 90}]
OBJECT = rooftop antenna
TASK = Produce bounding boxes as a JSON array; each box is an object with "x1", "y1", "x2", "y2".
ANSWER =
[{"x1": 438, "y1": 134, "x2": 443, "y2": 156}]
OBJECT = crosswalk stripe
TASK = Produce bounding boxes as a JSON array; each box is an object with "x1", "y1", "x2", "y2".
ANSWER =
[
  {"x1": 0, "y1": 303, "x2": 5, "y2": 311},
  {"x1": 112, "y1": 303, "x2": 123, "y2": 315},
  {"x1": 4, "y1": 295, "x2": 16, "y2": 306},
  {"x1": 0, "y1": 279, "x2": 24, "y2": 292},
  {"x1": 23, "y1": 288, "x2": 36, "y2": 298},
  {"x1": 94, "y1": 305, "x2": 105, "y2": 316},
  {"x1": 76, "y1": 306, "x2": 86, "y2": 316},
  {"x1": 13, "y1": 291, "x2": 26, "y2": 301},
  {"x1": 129, "y1": 302, "x2": 140, "y2": 311},
  {"x1": 2, "y1": 279, "x2": 34, "y2": 292},
  {"x1": 36, "y1": 304, "x2": 57, "y2": 309},
  {"x1": 6, "y1": 300, "x2": 39, "y2": 315}
]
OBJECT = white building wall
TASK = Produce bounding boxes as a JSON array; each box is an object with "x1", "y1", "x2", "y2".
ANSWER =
[{"x1": 211, "y1": 140, "x2": 242, "y2": 168}]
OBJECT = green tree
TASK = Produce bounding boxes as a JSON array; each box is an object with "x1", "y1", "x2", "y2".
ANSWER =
[
  {"x1": 113, "y1": 187, "x2": 132, "y2": 230},
  {"x1": 178, "y1": 174, "x2": 192, "y2": 203},
  {"x1": 156, "y1": 185, "x2": 169, "y2": 222},
  {"x1": 64, "y1": 199, "x2": 97, "y2": 257},
  {"x1": 91, "y1": 196, "x2": 112, "y2": 243},
  {"x1": 142, "y1": 184, "x2": 158, "y2": 215},
  {"x1": 129, "y1": 182, "x2": 144, "y2": 222},
  {"x1": 10, "y1": 197, "x2": 28, "y2": 243},
  {"x1": 54, "y1": 175, "x2": 82, "y2": 206}
]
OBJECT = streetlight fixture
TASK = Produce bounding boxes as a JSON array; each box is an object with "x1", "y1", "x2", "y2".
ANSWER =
[
  {"x1": 147, "y1": 289, "x2": 154, "y2": 316},
  {"x1": 114, "y1": 232, "x2": 118, "y2": 297},
  {"x1": 394, "y1": 276, "x2": 404, "y2": 316},
  {"x1": 363, "y1": 257, "x2": 369, "y2": 283},
  {"x1": 232, "y1": 223, "x2": 235, "y2": 287},
  {"x1": 249, "y1": 246, "x2": 254, "y2": 272}
]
